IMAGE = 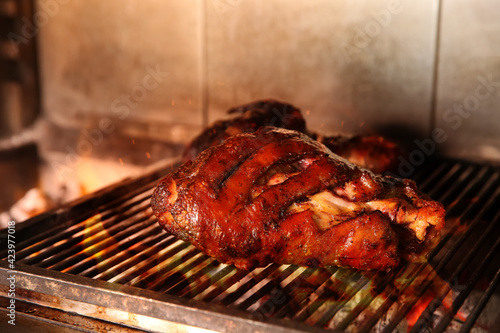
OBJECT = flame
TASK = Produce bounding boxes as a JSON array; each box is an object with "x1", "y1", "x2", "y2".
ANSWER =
[
  {"x1": 76, "y1": 160, "x2": 104, "y2": 195},
  {"x1": 82, "y1": 213, "x2": 111, "y2": 258},
  {"x1": 74, "y1": 157, "x2": 142, "y2": 195},
  {"x1": 405, "y1": 288, "x2": 434, "y2": 327}
]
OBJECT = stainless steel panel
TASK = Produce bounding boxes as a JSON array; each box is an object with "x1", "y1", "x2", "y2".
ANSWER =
[
  {"x1": 206, "y1": 0, "x2": 439, "y2": 141},
  {"x1": 37, "y1": 0, "x2": 204, "y2": 142},
  {"x1": 435, "y1": 0, "x2": 500, "y2": 163}
]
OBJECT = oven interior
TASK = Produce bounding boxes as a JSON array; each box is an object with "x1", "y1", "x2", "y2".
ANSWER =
[{"x1": 1, "y1": 0, "x2": 500, "y2": 332}]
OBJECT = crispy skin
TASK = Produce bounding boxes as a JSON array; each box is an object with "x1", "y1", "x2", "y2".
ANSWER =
[
  {"x1": 152, "y1": 127, "x2": 445, "y2": 271},
  {"x1": 183, "y1": 99, "x2": 402, "y2": 174},
  {"x1": 182, "y1": 99, "x2": 306, "y2": 161}
]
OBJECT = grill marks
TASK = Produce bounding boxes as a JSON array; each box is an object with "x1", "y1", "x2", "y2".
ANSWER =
[
  {"x1": 232, "y1": 157, "x2": 340, "y2": 230},
  {"x1": 220, "y1": 142, "x2": 328, "y2": 213}
]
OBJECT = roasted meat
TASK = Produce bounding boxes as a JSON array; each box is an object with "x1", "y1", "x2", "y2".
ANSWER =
[
  {"x1": 313, "y1": 134, "x2": 403, "y2": 174},
  {"x1": 182, "y1": 99, "x2": 306, "y2": 161},
  {"x1": 183, "y1": 99, "x2": 402, "y2": 174},
  {"x1": 152, "y1": 127, "x2": 445, "y2": 271}
]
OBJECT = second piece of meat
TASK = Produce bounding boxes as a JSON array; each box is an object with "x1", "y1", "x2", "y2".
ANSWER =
[{"x1": 183, "y1": 99, "x2": 403, "y2": 174}]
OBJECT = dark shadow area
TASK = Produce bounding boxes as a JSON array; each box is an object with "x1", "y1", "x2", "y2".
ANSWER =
[{"x1": 374, "y1": 122, "x2": 445, "y2": 179}]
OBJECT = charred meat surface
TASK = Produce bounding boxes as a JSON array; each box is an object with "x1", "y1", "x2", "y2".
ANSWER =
[
  {"x1": 313, "y1": 134, "x2": 404, "y2": 174},
  {"x1": 183, "y1": 99, "x2": 402, "y2": 174},
  {"x1": 152, "y1": 127, "x2": 445, "y2": 271},
  {"x1": 182, "y1": 99, "x2": 306, "y2": 161}
]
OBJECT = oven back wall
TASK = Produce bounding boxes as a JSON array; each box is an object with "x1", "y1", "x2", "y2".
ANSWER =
[{"x1": 36, "y1": 0, "x2": 500, "y2": 163}]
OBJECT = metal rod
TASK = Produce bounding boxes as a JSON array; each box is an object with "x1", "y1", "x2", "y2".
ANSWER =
[
  {"x1": 0, "y1": 262, "x2": 333, "y2": 333},
  {"x1": 311, "y1": 271, "x2": 376, "y2": 328},
  {"x1": 80, "y1": 230, "x2": 170, "y2": 279},
  {"x1": 433, "y1": 214, "x2": 500, "y2": 332},
  {"x1": 48, "y1": 213, "x2": 155, "y2": 272},
  {"x1": 63, "y1": 219, "x2": 161, "y2": 275},
  {"x1": 459, "y1": 266, "x2": 500, "y2": 333},
  {"x1": 378, "y1": 169, "x2": 499, "y2": 333},
  {"x1": 16, "y1": 190, "x2": 154, "y2": 264},
  {"x1": 214, "y1": 264, "x2": 282, "y2": 306},
  {"x1": 348, "y1": 166, "x2": 491, "y2": 332},
  {"x1": 410, "y1": 204, "x2": 500, "y2": 332}
]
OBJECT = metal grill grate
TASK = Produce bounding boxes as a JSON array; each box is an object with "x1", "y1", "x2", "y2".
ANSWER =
[{"x1": 1, "y1": 158, "x2": 500, "y2": 332}]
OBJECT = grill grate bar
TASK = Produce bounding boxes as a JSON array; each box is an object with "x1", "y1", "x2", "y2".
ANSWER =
[
  {"x1": 63, "y1": 218, "x2": 161, "y2": 276},
  {"x1": 126, "y1": 245, "x2": 205, "y2": 288},
  {"x1": 16, "y1": 189, "x2": 154, "y2": 264},
  {"x1": 415, "y1": 160, "x2": 453, "y2": 192},
  {"x1": 350, "y1": 264, "x2": 428, "y2": 333},
  {"x1": 199, "y1": 267, "x2": 257, "y2": 303},
  {"x1": 307, "y1": 271, "x2": 376, "y2": 327},
  {"x1": 213, "y1": 264, "x2": 283, "y2": 306},
  {"x1": 354, "y1": 168, "x2": 499, "y2": 333},
  {"x1": 193, "y1": 265, "x2": 246, "y2": 301},
  {"x1": 331, "y1": 166, "x2": 494, "y2": 332},
  {"x1": 423, "y1": 162, "x2": 465, "y2": 198},
  {"x1": 287, "y1": 267, "x2": 343, "y2": 322},
  {"x1": 459, "y1": 266, "x2": 500, "y2": 333},
  {"x1": 272, "y1": 267, "x2": 336, "y2": 319},
  {"x1": 108, "y1": 239, "x2": 191, "y2": 284},
  {"x1": 330, "y1": 269, "x2": 403, "y2": 331},
  {"x1": 436, "y1": 176, "x2": 500, "y2": 266},
  {"x1": 92, "y1": 234, "x2": 178, "y2": 281},
  {"x1": 250, "y1": 266, "x2": 312, "y2": 317},
  {"x1": 147, "y1": 252, "x2": 211, "y2": 292},
  {"x1": 423, "y1": 166, "x2": 493, "y2": 265},
  {"x1": 436, "y1": 237, "x2": 500, "y2": 332},
  {"x1": 423, "y1": 166, "x2": 492, "y2": 263},
  {"x1": 413, "y1": 208, "x2": 500, "y2": 333},
  {"x1": 374, "y1": 267, "x2": 438, "y2": 333},
  {"x1": 79, "y1": 228, "x2": 169, "y2": 279},
  {"x1": 235, "y1": 265, "x2": 299, "y2": 311},
  {"x1": 48, "y1": 213, "x2": 156, "y2": 272},
  {"x1": 379, "y1": 176, "x2": 500, "y2": 333},
  {"x1": 427, "y1": 165, "x2": 477, "y2": 206},
  {"x1": 321, "y1": 165, "x2": 489, "y2": 331},
  {"x1": 154, "y1": 256, "x2": 216, "y2": 294},
  {"x1": 10, "y1": 182, "x2": 158, "y2": 260},
  {"x1": 439, "y1": 166, "x2": 491, "y2": 218},
  {"x1": 2, "y1": 159, "x2": 499, "y2": 332},
  {"x1": 161, "y1": 258, "x2": 225, "y2": 295},
  {"x1": 182, "y1": 265, "x2": 239, "y2": 299},
  {"x1": 31, "y1": 203, "x2": 154, "y2": 269},
  {"x1": 127, "y1": 246, "x2": 203, "y2": 289}
]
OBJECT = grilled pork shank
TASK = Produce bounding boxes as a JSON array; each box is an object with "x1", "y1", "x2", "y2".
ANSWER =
[
  {"x1": 152, "y1": 127, "x2": 445, "y2": 271},
  {"x1": 183, "y1": 99, "x2": 402, "y2": 174}
]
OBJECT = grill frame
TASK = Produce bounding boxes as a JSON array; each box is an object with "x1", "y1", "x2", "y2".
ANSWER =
[
  {"x1": 1, "y1": 157, "x2": 499, "y2": 332},
  {"x1": 0, "y1": 261, "x2": 329, "y2": 333}
]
